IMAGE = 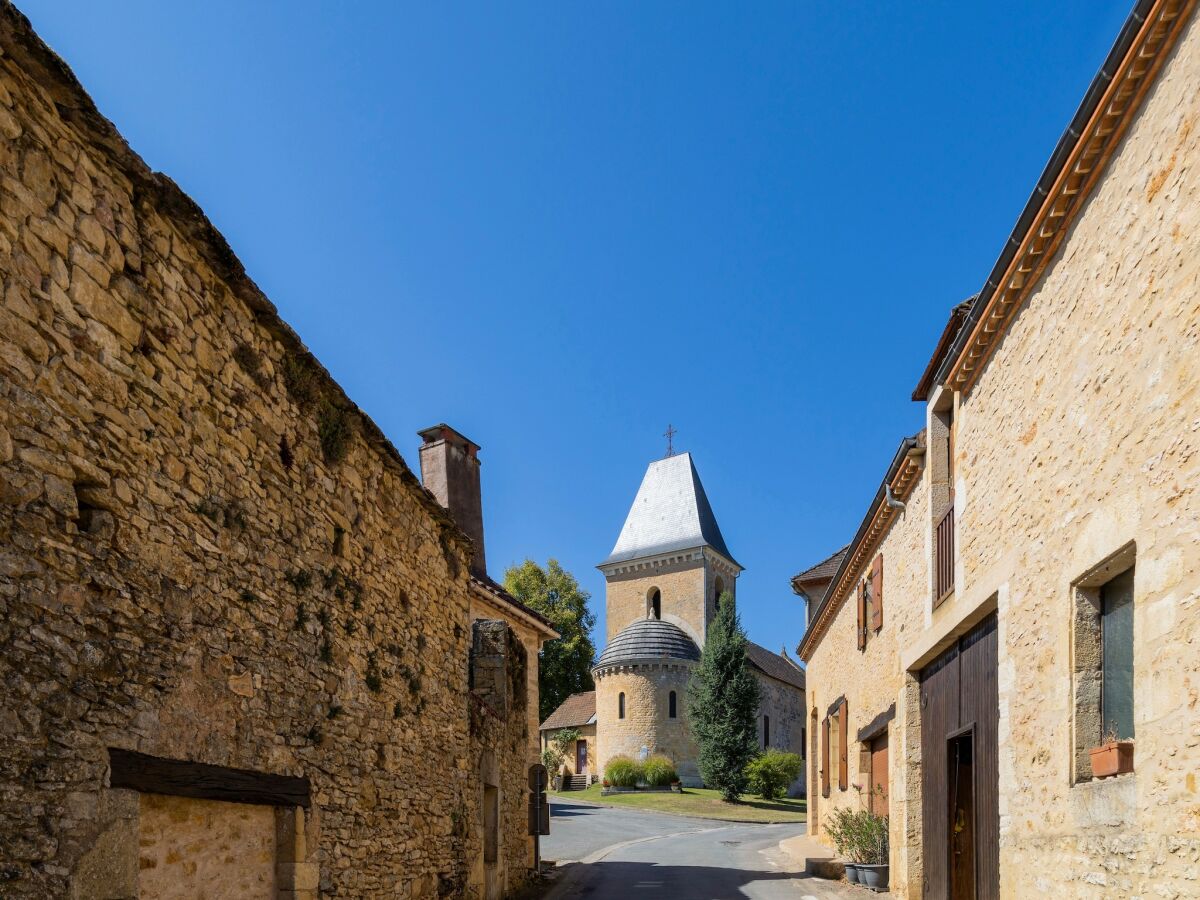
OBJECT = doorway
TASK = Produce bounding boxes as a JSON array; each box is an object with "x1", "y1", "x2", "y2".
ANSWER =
[
  {"x1": 919, "y1": 613, "x2": 998, "y2": 899},
  {"x1": 869, "y1": 733, "x2": 888, "y2": 817},
  {"x1": 576, "y1": 739, "x2": 588, "y2": 775},
  {"x1": 948, "y1": 731, "x2": 975, "y2": 899}
]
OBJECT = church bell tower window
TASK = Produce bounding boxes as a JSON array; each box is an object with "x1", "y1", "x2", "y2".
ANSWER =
[{"x1": 648, "y1": 588, "x2": 661, "y2": 620}]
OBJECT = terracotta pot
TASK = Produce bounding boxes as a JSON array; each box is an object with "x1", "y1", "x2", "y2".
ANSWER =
[{"x1": 1089, "y1": 741, "x2": 1134, "y2": 778}]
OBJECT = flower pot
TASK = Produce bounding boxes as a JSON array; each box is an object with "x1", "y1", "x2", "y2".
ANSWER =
[
  {"x1": 844, "y1": 863, "x2": 860, "y2": 884},
  {"x1": 858, "y1": 864, "x2": 889, "y2": 891},
  {"x1": 1089, "y1": 741, "x2": 1134, "y2": 778},
  {"x1": 552, "y1": 776, "x2": 563, "y2": 792}
]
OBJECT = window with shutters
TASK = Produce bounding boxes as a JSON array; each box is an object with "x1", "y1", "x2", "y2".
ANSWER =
[
  {"x1": 837, "y1": 699, "x2": 848, "y2": 791},
  {"x1": 857, "y1": 555, "x2": 884, "y2": 652},
  {"x1": 821, "y1": 715, "x2": 831, "y2": 798},
  {"x1": 931, "y1": 398, "x2": 956, "y2": 607},
  {"x1": 1071, "y1": 544, "x2": 1136, "y2": 782}
]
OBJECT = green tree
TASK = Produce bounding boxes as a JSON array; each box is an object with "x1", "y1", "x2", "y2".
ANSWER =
[
  {"x1": 687, "y1": 592, "x2": 760, "y2": 801},
  {"x1": 503, "y1": 559, "x2": 597, "y2": 722}
]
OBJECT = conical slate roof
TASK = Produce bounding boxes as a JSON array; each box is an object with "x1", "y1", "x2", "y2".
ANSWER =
[
  {"x1": 602, "y1": 452, "x2": 738, "y2": 567},
  {"x1": 594, "y1": 618, "x2": 701, "y2": 669}
]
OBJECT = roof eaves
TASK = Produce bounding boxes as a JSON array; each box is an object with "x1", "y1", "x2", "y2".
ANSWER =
[
  {"x1": 797, "y1": 433, "x2": 925, "y2": 661},
  {"x1": 934, "y1": 0, "x2": 1187, "y2": 394}
]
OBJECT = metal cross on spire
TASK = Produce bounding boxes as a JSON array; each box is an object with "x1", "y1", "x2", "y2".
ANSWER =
[{"x1": 663, "y1": 424, "x2": 677, "y2": 458}]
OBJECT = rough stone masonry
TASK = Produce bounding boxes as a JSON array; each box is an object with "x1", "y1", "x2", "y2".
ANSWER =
[{"x1": 0, "y1": 3, "x2": 533, "y2": 897}]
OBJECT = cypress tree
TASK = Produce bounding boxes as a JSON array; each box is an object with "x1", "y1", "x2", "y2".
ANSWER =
[{"x1": 687, "y1": 592, "x2": 760, "y2": 801}]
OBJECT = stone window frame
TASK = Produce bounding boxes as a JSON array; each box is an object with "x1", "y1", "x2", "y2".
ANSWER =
[
  {"x1": 668, "y1": 690, "x2": 677, "y2": 718},
  {"x1": 618, "y1": 692, "x2": 626, "y2": 719},
  {"x1": 647, "y1": 586, "x2": 662, "y2": 620},
  {"x1": 1070, "y1": 542, "x2": 1136, "y2": 785}
]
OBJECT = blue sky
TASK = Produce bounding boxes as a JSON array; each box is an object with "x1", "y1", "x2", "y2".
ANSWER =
[{"x1": 22, "y1": 1, "x2": 1132, "y2": 655}]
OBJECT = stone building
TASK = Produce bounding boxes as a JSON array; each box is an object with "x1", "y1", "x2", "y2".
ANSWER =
[
  {"x1": 416, "y1": 425, "x2": 559, "y2": 899},
  {"x1": 0, "y1": 5, "x2": 547, "y2": 898},
  {"x1": 537, "y1": 691, "x2": 597, "y2": 786},
  {"x1": 570, "y1": 451, "x2": 805, "y2": 788},
  {"x1": 796, "y1": 1, "x2": 1199, "y2": 897}
]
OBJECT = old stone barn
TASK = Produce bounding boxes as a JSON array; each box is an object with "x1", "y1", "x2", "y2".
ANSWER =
[{"x1": 0, "y1": 3, "x2": 542, "y2": 898}]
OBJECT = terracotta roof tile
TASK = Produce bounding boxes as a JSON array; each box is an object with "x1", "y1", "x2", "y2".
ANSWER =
[{"x1": 540, "y1": 691, "x2": 596, "y2": 731}]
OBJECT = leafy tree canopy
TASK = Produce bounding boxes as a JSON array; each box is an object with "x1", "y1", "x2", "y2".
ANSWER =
[
  {"x1": 687, "y1": 592, "x2": 760, "y2": 801},
  {"x1": 503, "y1": 558, "x2": 597, "y2": 722}
]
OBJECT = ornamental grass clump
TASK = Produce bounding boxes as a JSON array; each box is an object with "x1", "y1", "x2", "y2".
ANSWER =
[
  {"x1": 641, "y1": 754, "x2": 677, "y2": 786},
  {"x1": 604, "y1": 755, "x2": 642, "y2": 787}
]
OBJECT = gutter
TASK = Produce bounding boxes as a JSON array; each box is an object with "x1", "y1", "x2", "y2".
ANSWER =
[
  {"x1": 932, "y1": 0, "x2": 1159, "y2": 390},
  {"x1": 797, "y1": 435, "x2": 923, "y2": 660}
]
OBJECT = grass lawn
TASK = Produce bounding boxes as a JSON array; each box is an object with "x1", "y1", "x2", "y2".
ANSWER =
[{"x1": 551, "y1": 784, "x2": 807, "y2": 824}]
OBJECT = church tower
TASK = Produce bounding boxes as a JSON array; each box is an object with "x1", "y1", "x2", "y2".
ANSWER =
[{"x1": 591, "y1": 452, "x2": 742, "y2": 785}]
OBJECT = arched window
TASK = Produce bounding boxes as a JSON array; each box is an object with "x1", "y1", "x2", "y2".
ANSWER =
[
  {"x1": 669, "y1": 691, "x2": 677, "y2": 718},
  {"x1": 618, "y1": 692, "x2": 626, "y2": 719},
  {"x1": 714, "y1": 577, "x2": 726, "y2": 605},
  {"x1": 647, "y1": 587, "x2": 661, "y2": 620},
  {"x1": 763, "y1": 715, "x2": 771, "y2": 748}
]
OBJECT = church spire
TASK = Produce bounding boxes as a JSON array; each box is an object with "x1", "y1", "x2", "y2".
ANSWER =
[{"x1": 601, "y1": 452, "x2": 740, "y2": 569}]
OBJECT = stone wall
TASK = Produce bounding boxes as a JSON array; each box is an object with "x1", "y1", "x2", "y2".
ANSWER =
[
  {"x1": 755, "y1": 673, "x2": 806, "y2": 758},
  {"x1": 0, "y1": 4, "x2": 530, "y2": 896},
  {"x1": 950, "y1": 12, "x2": 1200, "y2": 897},
  {"x1": 593, "y1": 664, "x2": 699, "y2": 784},
  {"x1": 603, "y1": 558, "x2": 712, "y2": 645},
  {"x1": 803, "y1": 463, "x2": 930, "y2": 896}
]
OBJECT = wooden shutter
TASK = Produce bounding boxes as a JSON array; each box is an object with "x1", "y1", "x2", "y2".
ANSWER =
[
  {"x1": 856, "y1": 581, "x2": 867, "y2": 650},
  {"x1": 871, "y1": 554, "x2": 884, "y2": 632},
  {"x1": 821, "y1": 716, "x2": 830, "y2": 798},
  {"x1": 838, "y1": 700, "x2": 849, "y2": 791}
]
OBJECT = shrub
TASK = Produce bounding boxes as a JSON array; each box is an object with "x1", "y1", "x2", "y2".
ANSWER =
[
  {"x1": 745, "y1": 749, "x2": 803, "y2": 800},
  {"x1": 604, "y1": 755, "x2": 642, "y2": 787},
  {"x1": 642, "y1": 754, "x2": 677, "y2": 787},
  {"x1": 826, "y1": 807, "x2": 889, "y2": 865}
]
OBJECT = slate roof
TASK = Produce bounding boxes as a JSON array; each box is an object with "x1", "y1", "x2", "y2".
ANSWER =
[
  {"x1": 539, "y1": 691, "x2": 596, "y2": 731},
  {"x1": 792, "y1": 546, "x2": 849, "y2": 585},
  {"x1": 602, "y1": 453, "x2": 739, "y2": 567},
  {"x1": 594, "y1": 618, "x2": 702, "y2": 668},
  {"x1": 746, "y1": 641, "x2": 806, "y2": 690}
]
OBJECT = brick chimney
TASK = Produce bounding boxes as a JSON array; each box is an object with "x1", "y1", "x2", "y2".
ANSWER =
[{"x1": 417, "y1": 424, "x2": 486, "y2": 579}]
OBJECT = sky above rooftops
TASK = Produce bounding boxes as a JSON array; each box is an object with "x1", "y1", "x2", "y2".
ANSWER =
[{"x1": 20, "y1": 0, "x2": 1132, "y2": 655}]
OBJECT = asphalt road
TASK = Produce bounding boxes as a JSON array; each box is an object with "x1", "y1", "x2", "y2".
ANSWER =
[{"x1": 542, "y1": 796, "x2": 861, "y2": 900}]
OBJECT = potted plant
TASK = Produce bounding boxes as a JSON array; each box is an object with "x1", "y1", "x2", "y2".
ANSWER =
[
  {"x1": 825, "y1": 808, "x2": 862, "y2": 884},
  {"x1": 856, "y1": 809, "x2": 890, "y2": 892},
  {"x1": 1089, "y1": 724, "x2": 1134, "y2": 779}
]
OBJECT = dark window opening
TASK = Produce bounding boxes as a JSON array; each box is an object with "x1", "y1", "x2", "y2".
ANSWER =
[
  {"x1": 618, "y1": 692, "x2": 625, "y2": 719},
  {"x1": 668, "y1": 691, "x2": 677, "y2": 718},
  {"x1": 1101, "y1": 567, "x2": 1135, "y2": 741},
  {"x1": 648, "y1": 588, "x2": 661, "y2": 620},
  {"x1": 763, "y1": 715, "x2": 770, "y2": 748}
]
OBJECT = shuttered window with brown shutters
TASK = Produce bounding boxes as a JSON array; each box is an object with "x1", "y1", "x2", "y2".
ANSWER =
[
  {"x1": 856, "y1": 581, "x2": 867, "y2": 651},
  {"x1": 838, "y1": 699, "x2": 849, "y2": 791},
  {"x1": 821, "y1": 716, "x2": 830, "y2": 798},
  {"x1": 871, "y1": 554, "x2": 884, "y2": 632}
]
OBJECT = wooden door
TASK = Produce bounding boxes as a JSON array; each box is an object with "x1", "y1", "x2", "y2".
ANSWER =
[
  {"x1": 920, "y1": 613, "x2": 998, "y2": 899},
  {"x1": 575, "y1": 739, "x2": 588, "y2": 775},
  {"x1": 869, "y1": 734, "x2": 889, "y2": 816}
]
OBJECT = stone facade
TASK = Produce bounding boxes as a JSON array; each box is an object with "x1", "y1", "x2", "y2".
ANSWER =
[
  {"x1": 797, "y1": 4, "x2": 1200, "y2": 898},
  {"x1": 0, "y1": 5, "x2": 537, "y2": 897},
  {"x1": 603, "y1": 553, "x2": 733, "y2": 646},
  {"x1": 800, "y1": 452, "x2": 929, "y2": 896},
  {"x1": 592, "y1": 663, "x2": 699, "y2": 784}
]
